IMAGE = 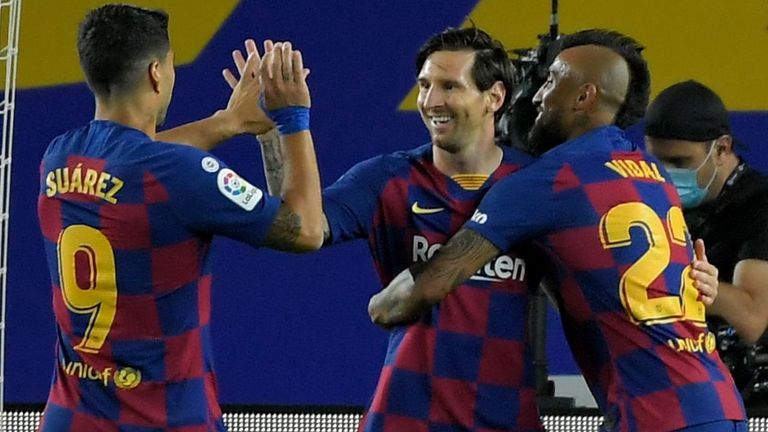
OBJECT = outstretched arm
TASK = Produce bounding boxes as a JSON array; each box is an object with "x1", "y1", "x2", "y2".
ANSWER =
[
  {"x1": 225, "y1": 41, "x2": 335, "y2": 247},
  {"x1": 223, "y1": 40, "x2": 284, "y2": 195},
  {"x1": 158, "y1": 39, "x2": 274, "y2": 150},
  {"x1": 257, "y1": 41, "x2": 323, "y2": 252},
  {"x1": 224, "y1": 40, "x2": 324, "y2": 245},
  {"x1": 368, "y1": 228, "x2": 500, "y2": 326}
]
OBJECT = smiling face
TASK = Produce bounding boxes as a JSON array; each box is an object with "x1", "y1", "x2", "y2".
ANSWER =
[{"x1": 417, "y1": 50, "x2": 495, "y2": 153}]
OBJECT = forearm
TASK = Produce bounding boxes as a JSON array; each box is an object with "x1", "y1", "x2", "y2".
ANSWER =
[
  {"x1": 369, "y1": 228, "x2": 499, "y2": 327},
  {"x1": 278, "y1": 130, "x2": 323, "y2": 249},
  {"x1": 157, "y1": 110, "x2": 238, "y2": 151},
  {"x1": 413, "y1": 228, "x2": 499, "y2": 303},
  {"x1": 256, "y1": 128, "x2": 284, "y2": 195},
  {"x1": 709, "y1": 281, "x2": 767, "y2": 343}
]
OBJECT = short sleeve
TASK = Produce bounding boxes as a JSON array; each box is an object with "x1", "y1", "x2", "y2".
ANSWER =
[
  {"x1": 738, "y1": 196, "x2": 768, "y2": 261},
  {"x1": 464, "y1": 159, "x2": 559, "y2": 252},
  {"x1": 323, "y1": 155, "x2": 390, "y2": 245},
  {"x1": 159, "y1": 144, "x2": 281, "y2": 248}
]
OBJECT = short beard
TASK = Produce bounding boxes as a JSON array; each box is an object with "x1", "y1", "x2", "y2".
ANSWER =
[{"x1": 527, "y1": 112, "x2": 568, "y2": 156}]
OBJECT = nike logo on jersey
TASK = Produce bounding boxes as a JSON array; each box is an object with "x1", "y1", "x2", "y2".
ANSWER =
[{"x1": 411, "y1": 201, "x2": 444, "y2": 215}]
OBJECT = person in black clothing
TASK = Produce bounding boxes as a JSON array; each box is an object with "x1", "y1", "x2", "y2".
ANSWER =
[{"x1": 645, "y1": 80, "x2": 768, "y2": 407}]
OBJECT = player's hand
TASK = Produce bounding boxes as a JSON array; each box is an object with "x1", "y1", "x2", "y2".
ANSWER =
[
  {"x1": 220, "y1": 38, "x2": 274, "y2": 135},
  {"x1": 368, "y1": 269, "x2": 423, "y2": 329},
  {"x1": 260, "y1": 41, "x2": 311, "y2": 109},
  {"x1": 691, "y1": 238, "x2": 718, "y2": 306}
]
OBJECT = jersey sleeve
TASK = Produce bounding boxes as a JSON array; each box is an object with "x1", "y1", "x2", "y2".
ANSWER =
[
  {"x1": 464, "y1": 159, "x2": 559, "y2": 252},
  {"x1": 322, "y1": 155, "x2": 390, "y2": 245},
  {"x1": 159, "y1": 144, "x2": 281, "y2": 248},
  {"x1": 738, "y1": 193, "x2": 768, "y2": 261}
]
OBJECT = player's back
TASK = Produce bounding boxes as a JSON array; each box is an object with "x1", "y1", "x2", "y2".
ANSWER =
[
  {"x1": 535, "y1": 127, "x2": 746, "y2": 430},
  {"x1": 324, "y1": 144, "x2": 544, "y2": 432},
  {"x1": 467, "y1": 128, "x2": 748, "y2": 431},
  {"x1": 37, "y1": 120, "x2": 227, "y2": 431}
]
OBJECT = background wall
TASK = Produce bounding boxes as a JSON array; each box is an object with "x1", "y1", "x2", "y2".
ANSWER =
[{"x1": 6, "y1": 0, "x2": 768, "y2": 405}]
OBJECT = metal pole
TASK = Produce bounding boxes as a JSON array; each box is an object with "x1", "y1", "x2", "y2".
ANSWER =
[{"x1": 0, "y1": 0, "x2": 22, "y2": 425}]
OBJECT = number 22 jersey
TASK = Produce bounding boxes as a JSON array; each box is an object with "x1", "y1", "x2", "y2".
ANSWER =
[{"x1": 466, "y1": 126, "x2": 746, "y2": 431}]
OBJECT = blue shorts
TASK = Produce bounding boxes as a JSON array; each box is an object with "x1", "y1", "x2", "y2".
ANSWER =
[{"x1": 676, "y1": 420, "x2": 748, "y2": 432}]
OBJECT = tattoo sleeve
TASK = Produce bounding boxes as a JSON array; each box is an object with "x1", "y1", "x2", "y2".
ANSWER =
[
  {"x1": 417, "y1": 228, "x2": 500, "y2": 300},
  {"x1": 263, "y1": 204, "x2": 302, "y2": 251},
  {"x1": 257, "y1": 128, "x2": 284, "y2": 196}
]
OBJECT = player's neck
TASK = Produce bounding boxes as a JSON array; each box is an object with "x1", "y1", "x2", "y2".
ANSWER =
[
  {"x1": 94, "y1": 96, "x2": 159, "y2": 140},
  {"x1": 433, "y1": 138, "x2": 502, "y2": 177}
]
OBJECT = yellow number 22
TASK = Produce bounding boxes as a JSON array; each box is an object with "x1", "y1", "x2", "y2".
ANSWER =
[
  {"x1": 57, "y1": 225, "x2": 118, "y2": 353},
  {"x1": 599, "y1": 202, "x2": 705, "y2": 326}
]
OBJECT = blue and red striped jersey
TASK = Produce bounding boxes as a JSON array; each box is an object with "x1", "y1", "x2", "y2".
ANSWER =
[
  {"x1": 37, "y1": 120, "x2": 280, "y2": 431},
  {"x1": 323, "y1": 143, "x2": 545, "y2": 432},
  {"x1": 466, "y1": 126, "x2": 746, "y2": 431}
]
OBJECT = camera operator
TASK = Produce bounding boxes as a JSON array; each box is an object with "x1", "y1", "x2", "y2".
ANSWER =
[{"x1": 645, "y1": 80, "x2": 768, "y2": 408}]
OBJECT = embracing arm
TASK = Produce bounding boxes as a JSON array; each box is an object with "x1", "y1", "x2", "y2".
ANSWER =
[
  {"x1": 707, "y1": 258, "x2": 768, "y2": 343},
  {"x1": 157, "y1": 110, "x2": 253, "y2": 151},
  {"x1": 368, "y1": 228, "x2": 500, "y2": 326}
]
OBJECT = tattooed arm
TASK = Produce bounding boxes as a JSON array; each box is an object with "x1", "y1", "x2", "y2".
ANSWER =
[
  {"x1": 257, "y1": 41, "x2": 323, "y2": 252},
  {"x1": 257, "y1": 128, "x2": 285, "y2": 196},
  {"x1": 368, "y1": 228, "x2": 500, "y2": 326},
  {"x1": 257, "y1": 125, "x2": 333, "y2": 247}
]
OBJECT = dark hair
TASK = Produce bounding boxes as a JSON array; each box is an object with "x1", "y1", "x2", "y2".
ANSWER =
[
  {"x1": 558, "y1": 29, "x2": 650, "y2": 129},
  {"x1": 416, "y1": 27, "x2": 516, "y2": 122},
  {"x1": 77, "y1": 4, "x2": 170, "y2": 96}
]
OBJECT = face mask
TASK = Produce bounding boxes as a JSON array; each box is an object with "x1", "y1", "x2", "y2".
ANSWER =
[{"x1": 666, "y1": 140, "x2": 719, "y2": 209}]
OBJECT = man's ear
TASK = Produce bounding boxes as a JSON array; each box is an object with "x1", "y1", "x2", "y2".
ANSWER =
[
  {"x1": 486, "y1": 81, "x2": 506, "y2": 114},
  {"x1": 714, "y1": 135, "x2": 734, "y2": 165},
  {"x1": 149, "y1": 61, "x2": 161, "y2": 93},
  {"x1": 574, "y1": 83, "x2": 598, "y2": 111}
]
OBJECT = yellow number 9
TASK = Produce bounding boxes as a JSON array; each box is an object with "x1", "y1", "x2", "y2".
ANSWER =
[{"x1": 57, "y1": 225, "x2": 118, "y2": 353}]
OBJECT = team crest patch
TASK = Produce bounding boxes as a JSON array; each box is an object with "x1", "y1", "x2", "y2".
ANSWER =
[
  {"x1": 217, "y1": 169, "x2": 263, "y2": 211},
  {"x1": 201, "y1": 156, "x2": 220, "y2": 173}
]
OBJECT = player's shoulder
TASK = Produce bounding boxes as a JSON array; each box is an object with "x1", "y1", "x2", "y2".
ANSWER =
[
  {"x1": 346, "y1": 143, "x2": 431, "y2": 179},
  {"x1": 377, "y1": 143, "x2": 431, "y2": 168},
  {"x1": 44, "y1": 123, "x2": 95, "y2": 158},
  {"x1": 500, "y1": 145, "x2": 536, "y2": 167},
  {"x1": 150, "y1": 138, "x2": 211, "y2": 163}
]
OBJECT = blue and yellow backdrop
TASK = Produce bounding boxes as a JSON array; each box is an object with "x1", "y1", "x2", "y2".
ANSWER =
[{"x1": 7, "y1": 0, "x2": 768, "y2": 405}]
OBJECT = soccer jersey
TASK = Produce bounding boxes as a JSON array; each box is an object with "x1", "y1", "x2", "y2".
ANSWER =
[
  {"x1": 323, "y1": 144, "x2": 544, "y2": 432},
  {"x1": 37, "y1": 120, "x2": 280, "y2": 431},
  {"x1": 465, "y1": 126, "x2": 746, "y2": 431}
]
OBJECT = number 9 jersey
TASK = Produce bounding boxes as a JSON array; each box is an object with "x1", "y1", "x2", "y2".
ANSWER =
[
  {"x1": 464, "y1": 126, "x2": 746, "y2": 432},
  {"x1": 36, "y1": 120, "x2": 281, "y2": 431}
]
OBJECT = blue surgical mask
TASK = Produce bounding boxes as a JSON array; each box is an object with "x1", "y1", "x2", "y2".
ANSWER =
[{"x1": 666, "y1": 141, "x2": 718, "y2": 209}]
